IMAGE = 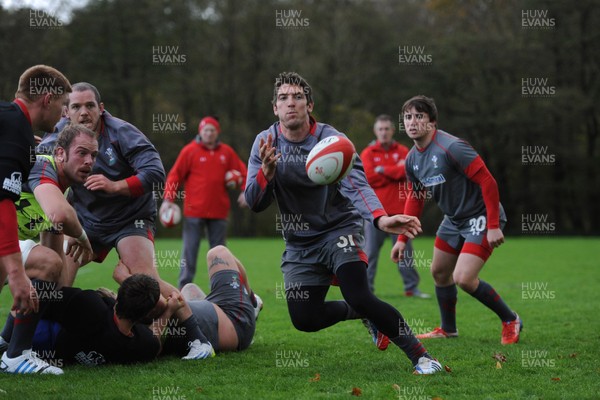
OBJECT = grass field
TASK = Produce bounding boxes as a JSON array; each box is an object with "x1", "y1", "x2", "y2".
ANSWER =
[{"x1": 0, "y1": 237, "x2": 598, "y2": 399}]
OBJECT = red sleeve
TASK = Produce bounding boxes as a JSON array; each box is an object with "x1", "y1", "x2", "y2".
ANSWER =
[
  {"x1": 125, "y1": 176, "x2": 145, "y2": 197},
  {"x1": 0, "y1": 199, "x2": 19, "y2": 256},
  {"x1": 360, "y1": 147, "x2": 389, "y2": 188},
  {"x1": 164, "y1": 146, "x2": 190, "y2": 201},
  {"x1": 397, "y1": 182, "x2": 425, "y2": 243},
  {"x1": 464, "y1": 156, "x2": 500, "y2": 229}
]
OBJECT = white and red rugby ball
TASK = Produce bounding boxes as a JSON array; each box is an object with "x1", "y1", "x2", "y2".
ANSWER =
[
  {"x1": 305, "y1": 135, "x2": 357, "y2": 185},
  {"x1": 225, "y1": 169, "x2": 243, "y2": 190},
  {"x1": 159, "y1": 203, "x2": 182, "y2": 228}
]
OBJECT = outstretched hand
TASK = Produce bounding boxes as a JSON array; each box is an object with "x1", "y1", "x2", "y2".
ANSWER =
[
  {"x1": 377, "y1": 215, "x2": 422, "y2": 238},
  {"x1": 259, "y1": 134, "x2": 280, "y2": 181}
]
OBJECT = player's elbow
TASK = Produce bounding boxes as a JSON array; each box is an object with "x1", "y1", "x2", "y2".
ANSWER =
[{"x1": 47, "y1": 208, "x2": 73, "y2": 230}]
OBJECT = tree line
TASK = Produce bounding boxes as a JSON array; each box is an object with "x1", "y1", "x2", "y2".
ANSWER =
[{"x1": 1, "y1": 0, "x2": 598, "y2": 236}]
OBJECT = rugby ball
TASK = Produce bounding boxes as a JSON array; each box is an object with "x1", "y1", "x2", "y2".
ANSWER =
[
  {"x1": 305, "y1": 136, "x2": 356, "y2": 185},
  {"x1": 225, "y1": 170, "x2": 243, "y2": 190},
  {"x1": 159, "y1": 203, "x2": 182, "y2": 228}
]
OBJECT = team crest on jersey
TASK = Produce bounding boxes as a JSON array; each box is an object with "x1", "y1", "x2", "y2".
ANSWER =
[
  {"x1": 105, "y1": 147, "x2": 117, "y2": 166},
  {"x1": 431, "y1": 155, "x2": 439, "y2": 168},
  {"x1": 2, "y1": 172, "x2": 22, "y2": 195},
  {"x1": 230, "y1": 275, "x2": 240, "y2": 289},
  {"x1": 413, "y1": 164, "x2": 419, "y2": 171},
  {"x1": 220, "y1": 155, "x2": 226, "y2": 164}
]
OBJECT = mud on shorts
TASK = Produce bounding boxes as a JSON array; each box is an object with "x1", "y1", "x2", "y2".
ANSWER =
[
  {"x1": 435, "y1": 211, "x2": 507, "y2": 261},
  {"x1": 281, "y1": 233, "x2": 368, "y2": 288},
  {"x1": 202, "y1": 270, "x2": 256, "y2": 351}
]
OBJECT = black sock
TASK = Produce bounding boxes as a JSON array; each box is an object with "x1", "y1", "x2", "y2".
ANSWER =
[
  {"x1": 6, "y1": 280, "x2": 55, "y2": 358},
  {"x1": 435, "y1": 284, "x2": 458, "y2": 333},
  {"x1": 286, "y1": 286, "x2": 354, "y2": 332},
  {"x1": 335, "y1": 261, "x2": 431, "y2": 366},
  {"x1": 468, "y1": 280, "x2": 515, "y2": 322},
  {"x1": 0, "y1": 313, "x2": 15, "y2": 342},
  {"x1": 343, "y1": 302, "x2": 361, "y2": 320},
  {"x1": 180, "y1": 314, "x2": 208, "y2": 343},
  {"x1": 389, "y1": 334, "x2": 429, "y2": 366}
]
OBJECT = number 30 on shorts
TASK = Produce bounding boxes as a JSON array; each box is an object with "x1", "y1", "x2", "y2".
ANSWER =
[
  {"x1": 336, "y1": 235, "x2": 356, "y2": 248},
  {"x1": 469, "y1": 216, "x2": 486, "y2": 236}
]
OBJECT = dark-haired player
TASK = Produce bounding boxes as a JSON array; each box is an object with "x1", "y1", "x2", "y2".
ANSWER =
[
  {"x1": 244, "y1": 72, "x2": 442, "y2": 374},
  {"x1": 115, "y1": 245, "x2": 260, "y2": 357},
  {"x1": 391, "y1": 95, "x2": 522, "y2": 345}
]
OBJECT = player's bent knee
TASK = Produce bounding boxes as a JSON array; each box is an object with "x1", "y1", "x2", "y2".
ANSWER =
[
  {"x1": 206, "y1": 245, "x2": 228, "y2": 261},
  {"x1": 431, "y1": 268, "x2": 452, "y2": 285},
  {"x1": 289, "y1": 315, "x2": 323, "y2": 332},
  {"x1": 453, "y1": 274, "x2": 477, "y2": 292}
]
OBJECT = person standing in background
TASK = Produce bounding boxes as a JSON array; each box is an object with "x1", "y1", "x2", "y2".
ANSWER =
[
  {"x1": 361, "y1": 114, "x2": 430, "y2": 298},
  {"x1": 160, "y1": 116, "x2": 248, "y2": 289}
]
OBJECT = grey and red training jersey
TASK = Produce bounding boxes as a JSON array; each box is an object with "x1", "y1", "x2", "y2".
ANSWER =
[
  {"x1": 37, "y1": 110, "x2": 165, "y2": 233},
  {"x1": 245, "y1": 118, "x2": 386, "y2": 250},
  {"x1": 404, "y1": 129, "x2": 503, "y2": 228}
]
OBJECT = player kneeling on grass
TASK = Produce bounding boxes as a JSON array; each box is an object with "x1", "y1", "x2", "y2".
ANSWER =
[{"x1": 116, "y1": 245, "x2": 261, "y2": 357}]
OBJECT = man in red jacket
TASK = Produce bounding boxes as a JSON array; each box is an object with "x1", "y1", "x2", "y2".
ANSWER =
[
  {"x1": 361, "y1": 115, "x2": 429, "y2": 298},
  {"x1": 160, "y1": 117, "x2": 247, "y2": 289}
]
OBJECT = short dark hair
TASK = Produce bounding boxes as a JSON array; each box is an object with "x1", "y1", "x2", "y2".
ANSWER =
[
  {"x1": 272, "y1": 72, "x2": 313, "y2": 105},
  {"x1": 401, "y1": 95, "x2": 438, "y2": 123},
  {"x1": 55, "y1": 124, "x2": 97, "y2": 155},
  {"x1": 115, "y1": 274, "x2": 160, "y2": 322},
  {"x1": 70, "y1": 82, "x2": 102, "y2": 105}
]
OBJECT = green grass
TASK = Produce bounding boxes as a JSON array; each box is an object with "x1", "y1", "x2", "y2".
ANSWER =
[{"x1": 0, "y1": 237, "x2": 598, "y2": 399}]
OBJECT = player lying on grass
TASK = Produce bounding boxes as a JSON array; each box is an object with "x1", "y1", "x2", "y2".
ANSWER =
[
  {"x1": 114, "y1": 245, "x2": 261, "y2": 356},
  {"x1": 0, "y1": 123, "x2": 96, "y2": 375},
  {"x1": 391, "y1": 95, "x2": 522, "y2": 345},
  {"x1": 2, "y1": 272, "x2": 219, "y2": 366}
]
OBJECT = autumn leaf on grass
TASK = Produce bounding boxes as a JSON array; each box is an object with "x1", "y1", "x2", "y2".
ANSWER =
[
  {"x1": 493, "y1": 352, "x2": 507, "y2": 363},
  {"x1": 496, "y1": 361, "x2": 503, "y2": 369},
  {"x1": 551, "y1": 377, "x2": 561, "y2": 381},
  {"x1": 444, "y1": 365, "x2": 452, "y2": 373},
  {"x1": 309, "y1": 373, "x2": 320, "y2": 382},
  {"x1": 351, "y1": 387, "x2": 362, "y2": 396}
]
